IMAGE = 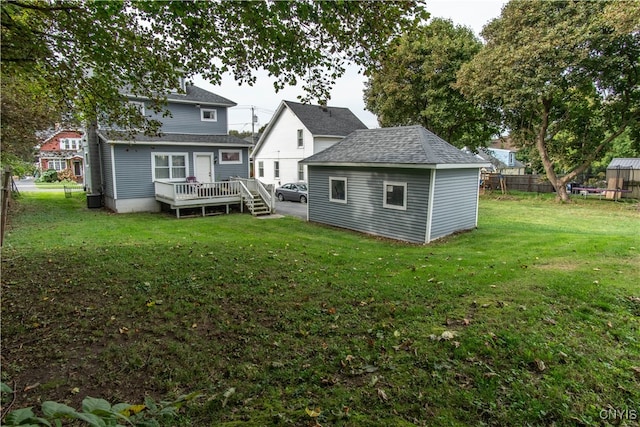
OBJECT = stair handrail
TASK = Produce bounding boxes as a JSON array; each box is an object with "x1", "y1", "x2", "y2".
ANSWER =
[
  {"x1": 237, "y1": 180, "x2": 254, "y2": 210},
  {"x1": 255, "y1": 179, "x2": 274, "y2": 213}
]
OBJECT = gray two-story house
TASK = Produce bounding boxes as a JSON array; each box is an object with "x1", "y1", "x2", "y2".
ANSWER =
[{"x1": 84, "y1": 84, "x2": 269, "y2": 217}]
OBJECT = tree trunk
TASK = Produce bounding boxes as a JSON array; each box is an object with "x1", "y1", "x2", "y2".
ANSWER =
[{"x1": 536, "y1": 101, "x2": 572, "y2": 202}]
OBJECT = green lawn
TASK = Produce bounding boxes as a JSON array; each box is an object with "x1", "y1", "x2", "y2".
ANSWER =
[{"x1": 1, "y1": 192, "x2": 639, "y2": 426}]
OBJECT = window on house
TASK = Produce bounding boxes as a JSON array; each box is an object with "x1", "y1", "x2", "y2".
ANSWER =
[
  {"x1": 329, "y1": 177, "x2": 347, "y2": 203},
  {"x1": 62, "y1": 138, "x2": 81, "y2": 150},
  {"x1": 153, "y1": 153, "x2": 187, "y2": 181},
  {"x1": 129, "y1": 101, "x2": 146, "y2": 116},
  {"x1": 48, "y1": 159, "x2": 66, "y2": 171},
  {"x1": 297, "y1": 129, "x2": 304, "y2": 148},
  {"x1": 201, "y1": 108, "x2": 217, "y2": 122},
  {"x1": 258, "y1": 161, "x2": 264, "y2": 178},
  {"x1": 219, "y1": 149, "x2": 242, "y2": 164},
  {"x1": 383, "y1": 181, "x2": 407, "y2": 210},
  {"x1": 274, "y1": 161, "x2": 280, "y2": 178},
  {"x1": 298, "y1": 163, "x2": 304, "y2": 181}
]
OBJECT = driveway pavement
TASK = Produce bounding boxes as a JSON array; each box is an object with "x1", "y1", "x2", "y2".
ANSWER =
[
  {"x1": 275, "y1": 200, "x2": 308, "y2": 220},
  {"x1": 14, "y1": 178, "x2": 64, "y2": 192}
]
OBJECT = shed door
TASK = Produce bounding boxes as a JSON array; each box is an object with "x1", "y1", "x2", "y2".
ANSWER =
[{"x1": 195, "y1": 154, "x2": 213, "y2": 183}]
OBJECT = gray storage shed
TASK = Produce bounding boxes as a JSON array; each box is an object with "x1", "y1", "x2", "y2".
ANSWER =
[{"x1": 300, "y1": 126, "x2": 490, "y2": 244}]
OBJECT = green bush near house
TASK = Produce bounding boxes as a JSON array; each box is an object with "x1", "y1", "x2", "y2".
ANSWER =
[{"x1": 1, "y1": 192, "x2": 638, "y2": 426}]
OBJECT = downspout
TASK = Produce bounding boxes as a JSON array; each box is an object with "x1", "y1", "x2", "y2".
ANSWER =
[{"x1": 425, "y1": 169, "x2": 437, "y2": 243}]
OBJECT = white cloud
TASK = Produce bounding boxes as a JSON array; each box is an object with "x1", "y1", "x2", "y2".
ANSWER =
[{"x1": 194, "y1": 0, "x2": 508, "y2": 133}]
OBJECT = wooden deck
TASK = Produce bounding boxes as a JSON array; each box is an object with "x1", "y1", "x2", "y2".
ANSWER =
[{"x1": 154, "y1": 178, "x2": 274, "y2": 218}]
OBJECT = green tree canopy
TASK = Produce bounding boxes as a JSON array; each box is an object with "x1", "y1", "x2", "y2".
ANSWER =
[
  {"x1": 364, "y1": 18, "x2": 498, "y2": 147},
  {"x1": 457, "y1": 0, "x2": 640, "y2": 201},
  {"x1": 1, "y1": 0, "x2": 426, "y2": 160}
]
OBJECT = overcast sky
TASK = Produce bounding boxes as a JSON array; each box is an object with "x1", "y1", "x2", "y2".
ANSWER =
[{"x1": 193, "y1": 0, "x2": 508, "y2": 133}]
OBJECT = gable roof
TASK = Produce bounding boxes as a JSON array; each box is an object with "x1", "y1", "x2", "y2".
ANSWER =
[
  {"x1": 301, "y1": 125, "x2": 489, "y2": 169},
  {"x1": 126, "y1": 84, "x2": 237, "y2": 107},
  {"x1": 284, "y1": 101, "x2": 368, "y2": 136},
  {"x1": 252, "y1": 100, "x2": 368, "y2": 157},
  {"x1": 97, "y1": 130, "x2": 252, "y2": 147}
]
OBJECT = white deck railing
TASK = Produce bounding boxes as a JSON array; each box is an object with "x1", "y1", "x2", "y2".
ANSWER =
[
  {"x1": 230, "y1": 177, "x2": 275, "y2": 212},
  {"x1": 155, "y1": 180, "x2": 241, "y2": 203}
]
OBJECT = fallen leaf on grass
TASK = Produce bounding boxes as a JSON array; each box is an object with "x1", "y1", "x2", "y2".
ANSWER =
[
  {"x1": 23, "y1": 383, "x2": 40, "y2": 392},
  {"x1": 534, "y1": 359, "x2": 546, "y2": 372},
  {"x1": 305, "y1": 407, "x2": 321, "y2": 417},
  {"x1": 377, "y1": 388, "x2": 388, "y2": 401}
]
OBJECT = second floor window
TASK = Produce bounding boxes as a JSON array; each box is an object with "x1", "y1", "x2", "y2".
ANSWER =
[
  {"x1": 297, "y1": 129, "x2": 304, "y2": 148},
  {"x1": 201, "y1": 108, "x2": 217, "y2": 122},
  {"x1": 60, "y1": 138, "x2": 81, "y2": 150}
]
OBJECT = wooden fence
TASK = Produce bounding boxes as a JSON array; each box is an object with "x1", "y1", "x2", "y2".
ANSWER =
[
  {"x1": 1, "y1": 168, "x2": 13, "y2": 246},
  {"x1": 482, "y1": 173, "x2": 555, "y2": 193}
]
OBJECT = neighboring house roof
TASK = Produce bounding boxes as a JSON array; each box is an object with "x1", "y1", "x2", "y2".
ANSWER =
[
  {"x1": 284, "y1": 100, "x2": 367, "y2": 136},
  {"x1": 252, "y1": 100, "x2": 368, "y2": 157},
  {"x1": 607, "y1": 158, "x2": 640, "y2": 169},
  {"x1": 489, "y1": 135, "x2": 518, "y2": 151},
  {"x1": 475, "y1": 148, "x2": 525, "y2": 171},
  {"x1": 301, "y1": 125, "x2": 489, "y2": 169},
  {"x1": 125, "y1": 84, "x2": 237, "y2": 107},
  {"x1": 97, "y1": 130, "x2": 252, "y2": 147}
]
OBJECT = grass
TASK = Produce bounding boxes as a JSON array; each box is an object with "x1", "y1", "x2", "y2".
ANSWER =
[
  {"x1": 1, "y1": 191, "x2": 639, "y2": 426},
  {"x1": 33, "y1": 181, "x2": 83, "y2": 189}
]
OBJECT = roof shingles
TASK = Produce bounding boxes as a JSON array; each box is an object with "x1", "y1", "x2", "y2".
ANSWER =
[
  {"x1": 302, "y1": 126, "x2": 487, "y2": 167},
  {"x1": 285, "y1": 101, "x2": 368, "y2": 136}
]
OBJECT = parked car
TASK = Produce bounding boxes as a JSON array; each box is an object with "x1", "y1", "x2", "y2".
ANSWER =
[{"x1": 276, "y1": 183, "x2": 308, "y2": 203}]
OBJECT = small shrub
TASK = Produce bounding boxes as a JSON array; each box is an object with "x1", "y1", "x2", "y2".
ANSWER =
[
  {"x1": 0, "y1": 382, "x2": 201, "y2": 426},
  {"x1": 38, "y1": 169, "x2": 59, "y2": 183}
]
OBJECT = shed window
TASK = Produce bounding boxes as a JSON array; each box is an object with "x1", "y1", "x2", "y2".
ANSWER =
[
  {"x1": 383, "y1": 181, "x2": 407, "y2": 210},
  {"x1": 153, "y1": 153, "x2": 187, "y2": 181},
  {"x1": 329, "y1": 177, "x2": 347, "y2": 203},
  {"x1": 200, "y1": 108, "x2": 217, "y2": 122}
]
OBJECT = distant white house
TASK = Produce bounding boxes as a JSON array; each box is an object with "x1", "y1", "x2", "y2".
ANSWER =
[{"x1": 252, "y1": 100, "x2": 367, "y2": 186}]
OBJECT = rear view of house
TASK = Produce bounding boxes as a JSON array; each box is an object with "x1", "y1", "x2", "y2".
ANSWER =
[
  {"x1": 85, "y1": 83, "x2": 260, "y2": 215},
  {"x1": 252, "y1": 100, "x2": 367, "y2": 186},
  {"x1": 301, "y1": 126, "x2": 489, "y2": 244}
]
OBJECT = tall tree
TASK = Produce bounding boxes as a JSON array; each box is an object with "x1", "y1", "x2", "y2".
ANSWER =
[
  {"x1": 364, "y1": 18, "x2": 498, "y2": 147},
  {"x1": 1, "y1": 0, "x2": 426, "y2": 160},
  {"x1": 457, "y1": 0, "x2": 640, "y2": 201}
]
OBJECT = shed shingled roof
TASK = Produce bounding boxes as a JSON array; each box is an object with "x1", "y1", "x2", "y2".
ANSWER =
[{"x1": 301, "y1": 126, "x2": 488, "y2": 167}]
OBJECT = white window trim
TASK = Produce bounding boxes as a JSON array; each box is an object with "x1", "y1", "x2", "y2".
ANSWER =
[
  {"x1": 383, "y1": 181, "x2": 408, "y2": 210},
  {"x1": 297, "y1": 129, "x2": 304, "y2": 148},
  {"x1": 129, "y1": 101, "x2": 146, "y2": 116},
  {"x1": 200, "y1": 108, "x2": 218, "y2": 122},
  {"x1": 151, "y1": 152, "x2": 189, "y2": 182},
  {"x1": 329, "y1": 176, "x2": 347, "y2": 204},
  {"x1": 258, "y1": 161, "x2": 264, "y2": 178},
  {"x1": 298, "y1": 163, "x2": 305, "y2": 181},
  {"x1": 218, "y1": 149, "x2": 242, "y2": 164},
  {"x1": 274, "y1": 161, "x2": 280, "y2": 178}
]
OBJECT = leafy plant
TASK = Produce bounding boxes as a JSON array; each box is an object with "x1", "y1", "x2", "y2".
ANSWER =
[
  {"x1": 37, "y1": 169, "x2": 58, "y2": 183},
  {"x1": 0, "y1": 382, "x2": 201, "y2": 427}
]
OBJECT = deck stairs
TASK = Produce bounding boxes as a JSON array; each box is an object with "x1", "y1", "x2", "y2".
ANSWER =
[{"x1": 245, "y1": 191, "x2": 271, "y2": 216}]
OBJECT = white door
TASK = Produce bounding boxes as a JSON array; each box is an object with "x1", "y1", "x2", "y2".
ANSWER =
[{"x1": 195, "y1": 154, "x2": 213, "y2": 183}]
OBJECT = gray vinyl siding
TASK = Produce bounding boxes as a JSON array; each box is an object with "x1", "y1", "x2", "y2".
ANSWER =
[
  {"x1": 308, "y1": 166, "x2": 430, "y2": 244},
  {"x1": 100, "y1": 139, "x2": 115, "y2": 198},
  {"x1": 144, "y1": 102, "x2": 228, "y2": 135},
  {"x1": 430, "y1": 169, "x2": 480, "y2": 240},
  {"x1": 111, "y1": 145, "x2": 249, "y2": 200}
]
